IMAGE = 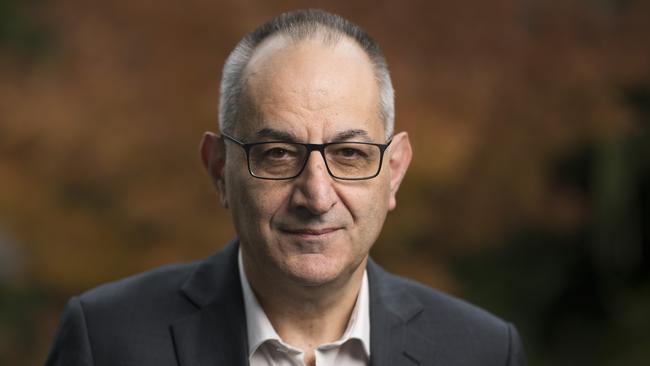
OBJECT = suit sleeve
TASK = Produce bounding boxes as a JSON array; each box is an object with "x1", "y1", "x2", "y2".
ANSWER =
[
  {"x1": 45, "y1": 296, "x2": 95, "y2": 366},
  {"x1": 506, "y1": 323, "x2": 526, "y2": 366}
]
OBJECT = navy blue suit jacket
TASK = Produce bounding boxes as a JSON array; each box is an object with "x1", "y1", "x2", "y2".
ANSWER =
[{"x1": 46, "y1": 240, "x2": 526, "y2": 365}]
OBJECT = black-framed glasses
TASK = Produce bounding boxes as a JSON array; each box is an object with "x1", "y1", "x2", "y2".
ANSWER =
[{"x1": 221, "y1": 133, "x2": 392, "y2": 180}]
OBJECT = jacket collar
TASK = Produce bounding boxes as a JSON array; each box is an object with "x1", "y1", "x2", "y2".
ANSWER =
[
  {"x1": 171, "y1": 239, "x2": 249, "y2": 366},
  {"x1": 171, "y1": 240, "x2": 434, "y2": 366},
  {"x1": 367, "y1": 258, "x2": 436, "y2": 365}
]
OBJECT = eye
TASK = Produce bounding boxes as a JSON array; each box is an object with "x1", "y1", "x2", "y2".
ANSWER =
[
  {"x1": 266, "y1": 147, "x2": 289, "y2": 158},
  {"x1": 340, "y1": 148, "x2": 360, "y2": 157},
  {"x1": 334, "y1": 147, "x2": 367, "y2": 159},
  {"x1": 258, "y1": 143, "x2": 301, "y2": 160}
]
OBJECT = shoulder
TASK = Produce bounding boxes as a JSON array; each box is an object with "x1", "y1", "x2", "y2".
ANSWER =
[
  {"x1": 386, "y1": 270, "x2": 505, "y2": 328},
  {"x1": 74, "y1": 241, "x2": 240, "y2": 320},
  {"x1": 79, "y1": 261, "x2": 198, "y2": 309},
  {"x1": 368, "y1": 259, "x2": 525, "y2": 365},
  {"x1": 71, "y1": 260, "x2": 205, "y2": 339},
  {"x1": 47, "y1": 261, "x2": 204, "y2": 365},
  {"x1": 47, "y1": 243, "x2": 242, "y2": 365},
  {"x1": 368, "y1": 259, "x2": 505, "y2": 326}
]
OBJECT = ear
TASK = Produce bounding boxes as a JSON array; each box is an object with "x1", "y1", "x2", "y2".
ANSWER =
[
  {"x1": 386, "y1": 131, "x2": 412, "y2": 211},
  {"x1": 200, "y1": 132, "x2": 228, "y2": 208}
]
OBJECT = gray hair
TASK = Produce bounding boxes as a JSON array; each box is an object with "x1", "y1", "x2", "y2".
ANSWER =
[{"x1": 218, "y1": 9, "x2": 395, "y2": 139}]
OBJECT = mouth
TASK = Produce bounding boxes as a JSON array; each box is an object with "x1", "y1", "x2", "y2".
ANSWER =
[{"x1": 279, "y1": 227, "x2": 341, "y2": 238}]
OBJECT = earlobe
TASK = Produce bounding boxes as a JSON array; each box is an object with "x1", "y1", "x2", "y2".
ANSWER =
[
  {"x1": 200, "y1": 132, "x2": 228, "y2": 208},
  {"x1": 387, "y1": 132, "x2": 412, "y2": 211}
]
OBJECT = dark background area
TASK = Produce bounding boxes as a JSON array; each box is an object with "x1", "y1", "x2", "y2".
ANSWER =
[{"x1": 1, "y1": 0, "x2": 649, "y2": 364}]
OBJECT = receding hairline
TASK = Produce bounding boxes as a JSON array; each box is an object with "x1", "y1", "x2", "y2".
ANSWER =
[
  {"x1": 228, "y1": 30, "x2": 382, "y2": 138},
  {"x1": 241, "y1": 30, "x2": 378, "y2": 95}
]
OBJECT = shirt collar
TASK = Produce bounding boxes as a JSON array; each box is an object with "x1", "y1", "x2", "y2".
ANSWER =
[{"x1": 237, "y1": 247, "x2": 370, "y2": 357}]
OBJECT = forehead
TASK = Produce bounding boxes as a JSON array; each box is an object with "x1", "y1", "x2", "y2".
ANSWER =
[{"x1": 238, "y1": 34, "x2": 383, "y2": 140}]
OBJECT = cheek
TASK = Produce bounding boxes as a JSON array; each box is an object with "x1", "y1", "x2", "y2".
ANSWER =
[
  {"x1": 340, "y1": 180, "x2": 390, "y2": 225},
  {"x1": 227, "y1": 173, "x2": 288, "y2": 226}
]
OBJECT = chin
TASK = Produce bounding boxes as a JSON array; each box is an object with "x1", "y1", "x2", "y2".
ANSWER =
[{"x1": 282, "y1": 254, "x2": 355, "y2": 287}]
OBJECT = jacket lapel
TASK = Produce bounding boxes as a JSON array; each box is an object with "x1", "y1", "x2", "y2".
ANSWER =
[
  {"x1": 367, "y1": 259, "x2": 436, "y2": 366},
  {"x1": 171, "y1": 240, "x2": 248, "y2": 366}
]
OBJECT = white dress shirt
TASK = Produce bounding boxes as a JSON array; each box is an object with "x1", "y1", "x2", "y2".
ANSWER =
[{"x1": 238, "y1": 249, "x2": 370, "y2": 366}]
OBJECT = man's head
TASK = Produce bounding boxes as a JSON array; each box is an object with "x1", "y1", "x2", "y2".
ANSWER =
[
  {"x1": 219, "y1": 9, "x2": 395, "y2": 139},
  {"x1": 201, "y1": 9, "x2": 412, "y2": 289}
]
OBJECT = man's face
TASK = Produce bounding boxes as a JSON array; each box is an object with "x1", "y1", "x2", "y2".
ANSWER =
[{"x1": 205, "y1": 35, "x2": 411, "y2": 288}]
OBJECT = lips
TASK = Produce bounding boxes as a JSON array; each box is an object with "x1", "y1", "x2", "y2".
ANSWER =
[{"x1": 280, "y1": 227, "x2": 341, "y2": 236}]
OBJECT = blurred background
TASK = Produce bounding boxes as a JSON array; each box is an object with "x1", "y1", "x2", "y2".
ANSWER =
[{"x1": 1, "y1": 0, "x2": 649, "y2": 364}]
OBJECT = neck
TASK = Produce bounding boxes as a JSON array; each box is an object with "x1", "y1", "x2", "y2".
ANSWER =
[{"x1": 242, "y1": 252, "x2": 366, "y2": 352}]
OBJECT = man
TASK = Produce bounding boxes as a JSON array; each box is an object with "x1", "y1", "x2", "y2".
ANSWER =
[{"x1": 46, "y1": 9, "x2": 526, "y2": 366}]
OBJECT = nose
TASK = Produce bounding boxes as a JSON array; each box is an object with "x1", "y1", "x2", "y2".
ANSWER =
[{"x1": 289, "y1": 151, "x2": 338, "y2": 216}]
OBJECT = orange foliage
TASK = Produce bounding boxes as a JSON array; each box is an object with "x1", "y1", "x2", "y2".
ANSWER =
[{"x1": 0, "y1": 0, "x2": 648, "y2": 297}]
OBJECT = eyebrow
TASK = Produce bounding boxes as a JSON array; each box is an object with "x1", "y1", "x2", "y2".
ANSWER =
[
  {"x1": 253, "y1": 128, "x2": 372, "y2": 143},
  {"x1": 331, "y1": 129, "x2": 371, "y2": 142},
  {"x1": 254, "y1": 128, "x2": 299, "y2": 142}
]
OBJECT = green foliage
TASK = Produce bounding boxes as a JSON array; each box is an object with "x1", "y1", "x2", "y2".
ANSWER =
[
  {"x1": 0, "y1": 286, "x2": 46, "y2": 365},
  {"x1": 0, "y1": 0, "x2": 50, "y2": 58},
  {"x1": 457, "y1": 91, "x2": 650, "y2": 365}
]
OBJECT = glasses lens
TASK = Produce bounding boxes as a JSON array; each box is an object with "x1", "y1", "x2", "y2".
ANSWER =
[
  {"x1": 249, "y1": 142, "x2": 307, "y2": 178},
  {"x1": 325, "y1": 143, "x2": 381, "y2": 179}
]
